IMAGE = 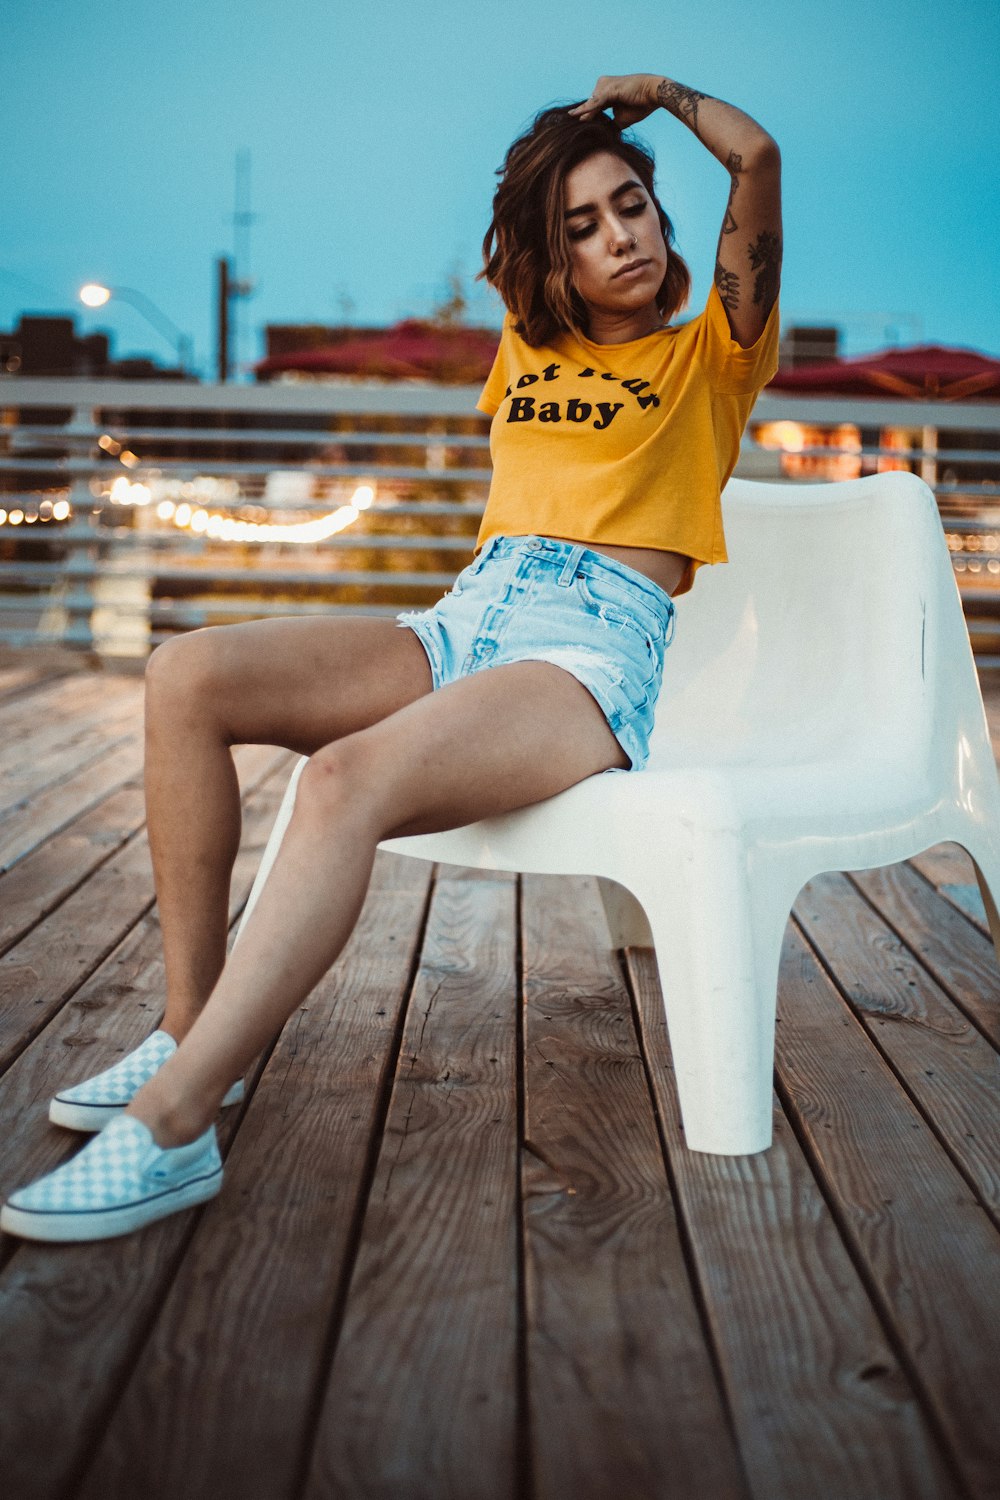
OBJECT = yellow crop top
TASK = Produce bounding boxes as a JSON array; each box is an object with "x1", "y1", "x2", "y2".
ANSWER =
[{"x1": 475, "y1": 282, "x2": 780, "y2": 597}]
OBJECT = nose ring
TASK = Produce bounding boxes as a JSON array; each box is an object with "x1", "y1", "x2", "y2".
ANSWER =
[{"x1": 630, "y1": 234, "x2": 637, "y2": 247}]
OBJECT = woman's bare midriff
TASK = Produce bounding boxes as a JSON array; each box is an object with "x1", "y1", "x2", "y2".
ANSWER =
[{"x1": 536, "y1": 535, "x2": 688, "y2": 597}]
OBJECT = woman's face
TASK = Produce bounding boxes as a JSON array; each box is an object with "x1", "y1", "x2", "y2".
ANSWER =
[{"x1": 561, "y1": 151, "x2": 668, "y2": 333}]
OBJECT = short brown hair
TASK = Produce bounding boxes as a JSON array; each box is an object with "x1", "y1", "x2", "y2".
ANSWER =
[{"x1": 478, "y1": 104, "x2": 691, "y2": 347}]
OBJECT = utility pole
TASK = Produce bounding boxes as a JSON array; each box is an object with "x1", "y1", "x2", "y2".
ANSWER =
[
  {"x1": 216, "y1": 256, "x2": 231, "y2": 382},
  {"x1": 214, "y1": 150, "x2": 257, "y2": 383},
  {"x1": 214, "y1": 254, "x2": 253, "y2": 382}
]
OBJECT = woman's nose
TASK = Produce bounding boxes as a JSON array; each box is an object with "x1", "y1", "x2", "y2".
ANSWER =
[{"x1": 608, "y1": 217, "x2": 633, "y2": 251}]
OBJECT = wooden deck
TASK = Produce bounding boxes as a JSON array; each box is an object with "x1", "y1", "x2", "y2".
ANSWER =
[{"x1": 1, "y1": 651, "x2": 999, "y2": 1500}]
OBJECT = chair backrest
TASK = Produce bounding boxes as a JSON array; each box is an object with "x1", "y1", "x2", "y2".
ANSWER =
[{"x1": 650, "y1": 473, "x2": 972, "y2": 771}]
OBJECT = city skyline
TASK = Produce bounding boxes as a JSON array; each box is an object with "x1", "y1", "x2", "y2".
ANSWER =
[{"x1": 4, "y1": 0, "x2": 997, "y2": 380}]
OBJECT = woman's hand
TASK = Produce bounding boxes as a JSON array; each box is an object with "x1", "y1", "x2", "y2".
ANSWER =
[{"x1": 569, "y1": 74, "x2": 663, "y2": 128}]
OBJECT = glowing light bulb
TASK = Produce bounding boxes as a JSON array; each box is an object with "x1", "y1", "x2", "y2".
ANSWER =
[{"x1": 80, "y1": 283, "x2": 112, "y2": 308}]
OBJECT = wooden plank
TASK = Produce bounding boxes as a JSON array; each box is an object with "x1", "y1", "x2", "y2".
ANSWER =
[
  {"x1": 909, "y1": 840, "x2": 998, "y2": 931},
  {"x1": 0, "y1": 663, "x2": 44, "y2": 698},
  {"x1": 0, "y1": 825, "x2": 159, "y2": 1072},
  {"x1": 302, "y1": 867, "x2": 521, "y2": 1500},
  {"x1": 520, "y1": 874, "x2": 748, "y2": 1500},
  {"x1": 892, "y1": 844, "x2": 1000, "y2": 1045},
  {"x1": 0, "y1": 693, "x2": 142, "y2": 816},
  {"x1": 0, "y1": 668, "x2": 112, "y2": 726},
  {"x1": 0, "y1": 736, "x2": 144, "y2": 875},
  {"x1": 0, "y1": 671, "x2": 137, "y2": 756},
  {"x1": 627, "y1": 942, "x2": 960, "y2": 1500},
  {"x1": 792, "y1": 867, "x2": 1000, "y2": 1221},
  {"x1": 72, "y1": 849, "x2": 433, "y2": 1500},
  {"x1": 0, "y1": 782, "x2": 145, "y2": 956},
  {"x1": 773, "y1": 904, "x2": 1000, "y2": 1500},
  {"x1": 0, "y1": 762, "x2": 299, "y2": 1499},
  {"x1": 0, "y1": 744, "x2": 283, "y2": 1070},
  {"x1": 0, "y1": 661, "x2": 74, "y2": 702}
]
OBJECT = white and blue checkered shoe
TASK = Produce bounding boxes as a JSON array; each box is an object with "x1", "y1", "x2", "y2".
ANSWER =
[
  {"x1": 49, "y1": 1029, "x2": 244, "y2": 1132},
  {"x1": 0, "y1": 1114, "x2": 223, "y2": 1242}
]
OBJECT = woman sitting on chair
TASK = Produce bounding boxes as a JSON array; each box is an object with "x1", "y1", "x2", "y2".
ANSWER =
[{"x1": 2, "y1": 71, "x2": 782, "y2": 1242}]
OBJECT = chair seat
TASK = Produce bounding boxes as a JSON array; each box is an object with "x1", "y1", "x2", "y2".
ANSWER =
[{"x1": 380, "y1": 750, "x2": 978, "y2": 883}]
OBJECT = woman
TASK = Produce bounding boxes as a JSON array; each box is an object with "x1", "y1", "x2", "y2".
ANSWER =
[{"x1": 2, "y1": 71, "x2": 782, "y2": 1242}]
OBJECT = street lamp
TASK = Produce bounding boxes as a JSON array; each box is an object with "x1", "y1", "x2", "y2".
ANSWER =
[{"x1": 78, "y1": 283, "x2": 194, "y2": 374}]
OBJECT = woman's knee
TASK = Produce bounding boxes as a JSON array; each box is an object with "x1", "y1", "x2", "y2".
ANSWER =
[
  {"x1": 295, "y1": 737, "x2": 380, "y2": 823},
  {"x1": 145, "y1": 629, "x2": 226, "y2": 722}
]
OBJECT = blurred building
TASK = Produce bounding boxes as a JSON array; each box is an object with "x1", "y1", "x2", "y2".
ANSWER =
[
  {"x1": 779, "y1": 324, "x2": 840, "y2": 368},
  {"x1": 0, "y1": 314, "x2": 191, "y2": 380},
  {"x1": 256, "y1": 318, "x2": 502, "y2": 384}
]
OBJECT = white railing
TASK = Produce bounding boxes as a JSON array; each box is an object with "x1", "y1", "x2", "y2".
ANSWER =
[{"x1": 2, "y1": 375, "x2": 999, "y2": 661}]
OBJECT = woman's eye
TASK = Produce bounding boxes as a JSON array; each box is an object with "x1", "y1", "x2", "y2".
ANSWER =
[
  {"x1": 569, "y1": 202, "x2": 650, "y2": 240},
  {"x1": 567, "y1": 201, "x2": 646, "y2": 242}
]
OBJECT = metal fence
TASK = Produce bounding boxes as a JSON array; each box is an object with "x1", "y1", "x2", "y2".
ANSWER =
[{"x1": 2, "y1": 375, "x2": 999, "y2": 661}]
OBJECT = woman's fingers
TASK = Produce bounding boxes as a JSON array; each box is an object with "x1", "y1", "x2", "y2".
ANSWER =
[
  {"x1": 568, "y1": 74, "x2": 616, "y2": 118},
  {"x1": 569, "y1": 74, "x2": 656, "y2": 125},
  {"x1": 568, "y1": 94, "x2": 602, "y2": 120}
]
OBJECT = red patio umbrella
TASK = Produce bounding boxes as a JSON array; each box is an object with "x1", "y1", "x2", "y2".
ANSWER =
[
  {"x1": 768, "y1": 344, "x2": 1000, "y2": 401},
  {"x1": 255, "y1": 319, "x2": 501, "y2": 383}
]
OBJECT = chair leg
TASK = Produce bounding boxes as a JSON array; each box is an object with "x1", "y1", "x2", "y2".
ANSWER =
[
  {"x1": 234, "y1": 757, "x2": 307, "y2": 946},
  {"x1": 627, "y1": 840, "x2": 797, "y2": 1156},
  {"x1": 959, "y1": 834, "x2": 1000, "y2": 977},
  {"x1": 597, "y1": 877, "x2": 653, "y2": 947}
]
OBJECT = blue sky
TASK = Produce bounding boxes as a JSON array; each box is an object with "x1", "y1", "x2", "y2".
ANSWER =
[{"x1": 4, "y1": 0, "x2": 997, "y2": 378}]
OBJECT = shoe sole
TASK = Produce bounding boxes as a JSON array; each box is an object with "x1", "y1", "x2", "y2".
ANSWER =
[
  {"x1": 48, "y1": 1078, "x2": 245, "y2": 1133},
  {"x1": 0, "y1": 1165, "x2": 223, "y2": 1243}
]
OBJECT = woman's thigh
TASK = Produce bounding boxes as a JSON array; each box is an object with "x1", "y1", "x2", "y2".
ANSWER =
[
  {"x1": 147, "y1": 615, "x2": 435, "y2": 754},
  {"x1": 314, "y1": 657, "x2": 629, "y2": 843}
]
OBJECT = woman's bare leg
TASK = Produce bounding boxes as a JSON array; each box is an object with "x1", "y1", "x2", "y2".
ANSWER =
[
  {"x1": 127, "y1": 658, "x2": 629, "y2": 1147},
  {"x1": 142, "y1": 617, "x2": 435, "y2": 1041}
]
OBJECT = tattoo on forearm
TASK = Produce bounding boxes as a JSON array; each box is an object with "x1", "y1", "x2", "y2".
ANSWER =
[
  {"x1": 748, "y1": 230, "x2": 781, "y2": 307},
  {"x1": 715, "y1": 259, "x2": 740, "y2": 312},
  {"x1": 656, "y1": 78, "x2": 709, "y2": 139},
  {"x1": 722, "y1": 148, "x2": 742, "y2": 234}
]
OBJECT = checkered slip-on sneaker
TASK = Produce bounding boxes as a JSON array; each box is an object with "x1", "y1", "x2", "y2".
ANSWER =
[
  {"x1": 0, "y1": 1114, "x2": 223, "y2": 1243},
  {"x1": 49, "y1": 1029, "x2": 244, "y2": 1132}
]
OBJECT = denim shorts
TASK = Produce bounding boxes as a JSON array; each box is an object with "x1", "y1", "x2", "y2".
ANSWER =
[{"x1": 394, "y1": 534, "x2": 677, "y2": 772}]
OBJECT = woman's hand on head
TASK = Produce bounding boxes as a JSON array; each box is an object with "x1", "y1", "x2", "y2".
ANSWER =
[{"x1": 569, "y1": 74, "x2": 662, "y2": 128}]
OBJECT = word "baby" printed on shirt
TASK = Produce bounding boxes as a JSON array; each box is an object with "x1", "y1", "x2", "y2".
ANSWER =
[{"x1": 501, "y1": 362, "x2": 662, "y2": 430}]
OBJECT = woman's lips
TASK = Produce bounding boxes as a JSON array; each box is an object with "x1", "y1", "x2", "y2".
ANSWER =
[{"x1": 612, "y1": 259, "x2": 651, "y2": 280}]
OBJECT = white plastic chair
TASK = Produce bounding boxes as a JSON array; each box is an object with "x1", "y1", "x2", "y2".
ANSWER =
[{"x1": 235, "y1": 472, "x2": 1000, "y2": 1155}]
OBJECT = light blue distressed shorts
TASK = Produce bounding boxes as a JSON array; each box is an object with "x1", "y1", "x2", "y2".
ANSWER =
[{"x1": 395, "y1": 533, "x2": 677, "y2": 772}]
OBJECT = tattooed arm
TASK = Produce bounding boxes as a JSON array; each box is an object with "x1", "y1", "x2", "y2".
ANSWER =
[
  {"x1": 655, "y1": 78, "x2": 782, "y2": 347},
  {"x1": 570, "y1": 74, "x2": 782, "y2": 348}
]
